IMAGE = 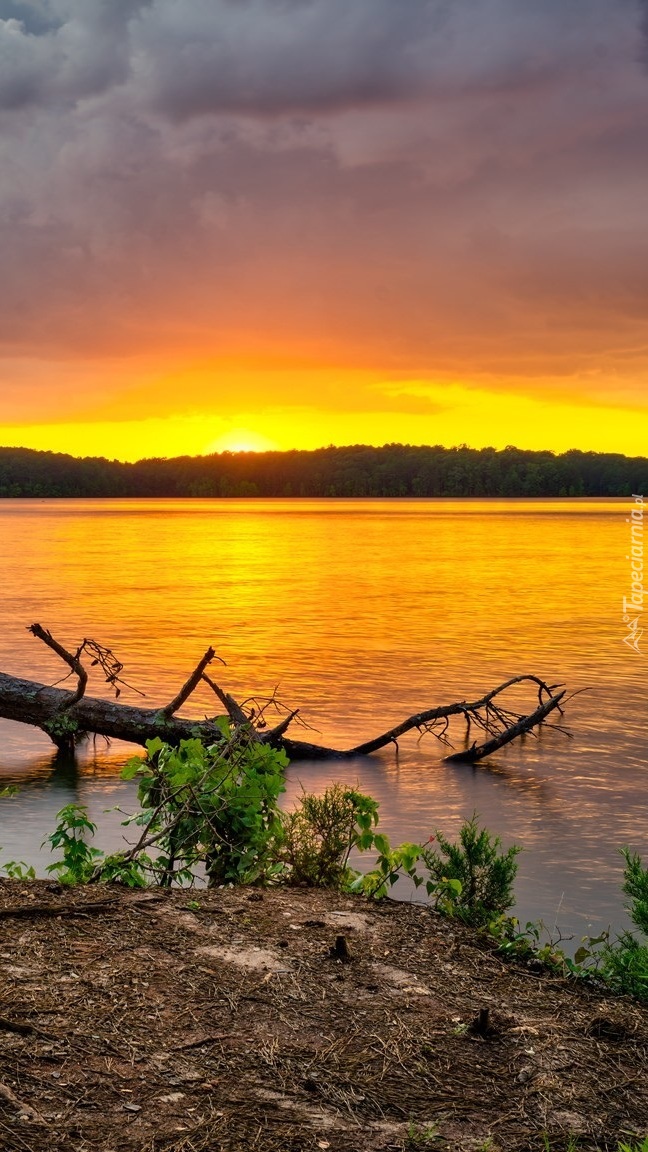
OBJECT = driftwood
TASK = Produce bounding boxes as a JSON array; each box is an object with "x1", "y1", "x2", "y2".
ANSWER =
[
  {"x1": 0, "y1": 896, "x2": 165, "y2": 920},
  {"x1": 0, "y1": 625, "x2": 569, "y2": 764}
]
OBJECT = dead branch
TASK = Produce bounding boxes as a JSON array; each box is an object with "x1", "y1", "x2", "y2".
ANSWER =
[
  {"x1": 335, "y1": 675, "x2": 565, "y2": 758},
  {"x1": 28, "y1": 622, "x2": 87, "y2": 709},
  {"x1": 79, "y1": 637, "x2": 145, "y2": 698},
  {"x1": 0, "y1": 627, "x2": 571, "y2": 764},
  {"x1": 266, "y1": 709, "x2": 300, "y2": 740},
  {"x1": 162, "y1": 648, "x2": 219, "y2": 718},
  {"x1": 0, "y1": 900, "x2": 120, "y2": 920},
  {"x1": 0, "y1": 895, "x2": 166, "y2": 920},
  {"x1": 202, "y1": 673, "x2": 249, "y2": 725},
  {"x1": 0, "y1": 1016, "x2": 35, "y2": 1036},
  {"x1": 443, "y1": 689, "x2": 566, "y2": 763}
]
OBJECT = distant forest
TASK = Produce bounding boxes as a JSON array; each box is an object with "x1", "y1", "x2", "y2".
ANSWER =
[{"x1": 0, "y1": 444, "x2": 646, "y2": 498}]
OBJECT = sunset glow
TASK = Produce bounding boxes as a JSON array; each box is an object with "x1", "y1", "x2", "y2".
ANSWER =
[{"x1": 1, "y1": 2, "x2": 647, "y2": 459}]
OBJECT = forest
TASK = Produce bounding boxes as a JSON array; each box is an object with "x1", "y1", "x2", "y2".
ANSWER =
[{"x1": 0, "y1": 443, "x2": 646, "y2": 498}]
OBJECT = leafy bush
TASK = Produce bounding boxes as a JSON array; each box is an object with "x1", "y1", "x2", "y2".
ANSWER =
[
  {"x1": 355, "y1": 836, "x2": 427, "y2": 900},
  {"x1": 122, "y1": 729, "x2": 288, "y2": 887},
  {"x1": 278, "y1": 784, "x2": 379, "y2": 888},
  {"x1": 420, "y1": 815, "x2": 520, "y2": 926},
  {"x1": 621, "y1": 848, "x2": 648, "y2": 936},
  {"x1": 599, "y1": 848, "x2": 648, "y2": 1001}
]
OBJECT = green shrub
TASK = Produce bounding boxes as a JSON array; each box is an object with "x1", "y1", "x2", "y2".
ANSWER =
[
  {"x1": 621, "y1": 848, "x2": 648, "y2": 936},
  {"x1": 420, "y1": 815, "x2": 520, "y2": 926},
  {"x1": 599, "y1": 849, "x2": 648, "y2": 1001},
  {"x1": 122, "y1": 729, "x2": 288, "y2": 887},
  {"x1": 278, "y1": 783, "x2": 379, "y2": 888}
]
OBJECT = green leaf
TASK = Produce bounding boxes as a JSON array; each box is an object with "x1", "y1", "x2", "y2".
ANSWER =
[{"x1": 121, "y1": 757, "x2": 143, "y2": 780}]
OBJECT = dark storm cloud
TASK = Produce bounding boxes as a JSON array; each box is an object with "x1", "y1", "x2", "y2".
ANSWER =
[
  {"x1": 131, "y1": 0, "x2": 634, "y2": 118},
  {"x1": 0, "y1": 0, "x2": 638, "y2": 117},
  {"x1": 0, "y1": 0, "x2": 150, "y2": 109},
  {"x1": 639, "y1": 0, "x2": 648, "y2": 60},
  {"x1": 134, "y1": 0, "x2": 445, "y2": 117}
]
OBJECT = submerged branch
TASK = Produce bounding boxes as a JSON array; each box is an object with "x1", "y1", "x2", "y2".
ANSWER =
[{"x1": 1, "y1": 627, "x2": 571, "y2": 765}]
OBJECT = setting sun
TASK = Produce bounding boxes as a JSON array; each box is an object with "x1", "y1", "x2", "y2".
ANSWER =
[{"x1": 205, "y1": 429, "x2": 279, "y2": 455}]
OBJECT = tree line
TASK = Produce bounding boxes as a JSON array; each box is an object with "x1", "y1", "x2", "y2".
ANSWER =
[{"x1": 0, "y1": 443, "x2": 645, "y2": 498}]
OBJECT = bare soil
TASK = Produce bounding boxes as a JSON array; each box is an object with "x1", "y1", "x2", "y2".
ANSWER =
[{"x1": 0, "y1": 880, "x2": 646, "y2": 1152}]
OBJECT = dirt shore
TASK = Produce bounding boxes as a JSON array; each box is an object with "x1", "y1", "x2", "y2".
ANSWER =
[{"x1": 0, "y1": 880, "x2": 646, "y2": 1152}]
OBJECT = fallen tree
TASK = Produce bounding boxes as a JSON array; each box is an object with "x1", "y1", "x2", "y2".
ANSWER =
[{"x1": 0, "y1": 624, "x2": 569, "y2": 763}]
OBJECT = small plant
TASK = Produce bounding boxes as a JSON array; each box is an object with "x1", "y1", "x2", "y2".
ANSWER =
[
  {"x1": 420, "y1": 815, "x2": 520, "y2": 927},
  {"x1": 96, "y1": 852, "x2": 150, "y2": 888},
  {"x1": 599, "y1": 849, "x2": 648, "y2": 1001},
  {"x1": 621, "y1": 848, "x2": 648, "y2": 935},
  {"x1": 406, "y1": 1120, "x2": 440, "y2": 1148},
  {"x1": 43, "y1": 804, "x2": 104, "y2": 884},
  {"x1": 1, "y1": 860, "x2": 36, "y2": 880},
  {"x1": 278, "y1": 784, "x2": 379, "y2": 888},
  {"x1": 357, "y1": 836, "x2": 426, "y2": 900}
]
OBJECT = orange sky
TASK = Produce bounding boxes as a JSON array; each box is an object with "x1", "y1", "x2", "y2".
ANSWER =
[{"x1": 1, "y1": 1, "x2": 647, "y2": 461}]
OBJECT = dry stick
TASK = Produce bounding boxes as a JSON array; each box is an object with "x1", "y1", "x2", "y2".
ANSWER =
[
  {"x1": 0, "y1": 1017, "x2": 34, "y2": 1036},
  {"x1": 28, "y1": 622, "x2": 87, "y2": 710},
  {"x1": 444, "y1": 689, "x2": 566, "y2": 763},
  {"x1": 0, "y1": 1082, "x2": 46, "y2": 1123},
  {"x1": 202, "y1": 673, "x2": 249, "y2": 726},
  {"x1": 266, "y1": 709, "x2": 300, "y2": 740},
  {"x1": 161, "y1": 647, "x2": 219, "y2": 718},
  {"x1": 0, "y1": 895, "x2": 166, "y2": 920}
]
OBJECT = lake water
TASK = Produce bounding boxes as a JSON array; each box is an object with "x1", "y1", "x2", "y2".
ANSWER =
[{"x1": 0, "y1": 498, "x2": 645, "y2": 944}]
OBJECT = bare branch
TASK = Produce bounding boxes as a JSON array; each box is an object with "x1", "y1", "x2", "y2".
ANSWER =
[
  {"x1": 344, "y1": 675, "x2": 563, "y2": 757},
  {"x1": 444, "y1": 689, "x2": 566, "y2": 763},
  {"x1": 79, "y1": 637, "x2": 145, "y2": 698},
  {"x1": 28, "y1": 622, "x2": 87, "y2": 710},
  {"x1": 162, "y1": 648, "x2": 219, "y2": 718},
  {"x1": 265, "y1": 709, "x2": 300, "y2": 741},
  {"x1": 202, "y1": 673, "x2": 249, "y2": 726}
]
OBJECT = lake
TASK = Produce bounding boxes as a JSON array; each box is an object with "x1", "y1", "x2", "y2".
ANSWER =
[{"x1": 0, "y1": 498, "x2": 645, "y2": 944}]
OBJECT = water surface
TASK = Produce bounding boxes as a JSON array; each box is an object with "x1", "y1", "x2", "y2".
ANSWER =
[{"x1": 0, "y1": 498, "x2": 645, "y2": 942}]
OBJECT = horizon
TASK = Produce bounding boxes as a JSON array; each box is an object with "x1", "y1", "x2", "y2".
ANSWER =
[
  {"x1": 1, "y1": 440, "x2": 647, "y2": 468},
  {"x1": 2, "y1": 3, "x2": 648, "y2": 457}
]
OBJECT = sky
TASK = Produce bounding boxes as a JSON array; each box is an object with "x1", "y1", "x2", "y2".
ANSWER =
[{"x1": 1, "y1": 0, "x2": 648, "y2": 461}]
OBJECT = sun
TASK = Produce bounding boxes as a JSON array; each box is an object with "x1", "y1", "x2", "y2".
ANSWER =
[{"x1": 204, "y1": 429, "x2": 279, "y2": 454}]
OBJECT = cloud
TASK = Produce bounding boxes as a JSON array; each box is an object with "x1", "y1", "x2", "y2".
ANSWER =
[
  {"x1": 0, "y1": 0, "x2": 647, "y2": 427},
  {"x1": 121, "y1": 0, "x2": 640, "y2": 118},
  {"x1": 0, "y1": 0, "x2": 638, "y2": 116},
  {"x1": 0, "y1": 0, "x2": 149, "y2": 110}
]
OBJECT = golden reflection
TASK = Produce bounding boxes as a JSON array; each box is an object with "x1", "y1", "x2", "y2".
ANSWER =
[{"x1": 0, "y1": 497, "x2": 645, "y2": 938}]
